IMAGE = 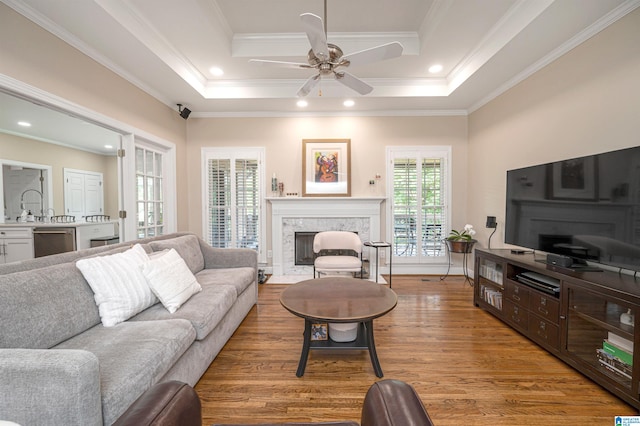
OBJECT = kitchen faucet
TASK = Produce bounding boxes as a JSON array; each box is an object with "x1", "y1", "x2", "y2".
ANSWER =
[{"x1": 20, "y1": 189, "x2": 44, "y2": 215}]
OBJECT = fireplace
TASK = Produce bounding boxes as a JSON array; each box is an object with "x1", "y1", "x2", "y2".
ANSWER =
[
  {"x1": 268, "y1": 197, "x2": 385, "y2": 276},
  {"x1": 295, "y1": 232, "x2": 317, "y2": 265}
]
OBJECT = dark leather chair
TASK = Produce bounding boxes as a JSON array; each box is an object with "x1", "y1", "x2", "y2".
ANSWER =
[
  {"x1": 113, "y1": 381, "x2": 201, "y2": 426},
  {"x1": 115, "y1": 379, "x2": 434, "y2": 426}
]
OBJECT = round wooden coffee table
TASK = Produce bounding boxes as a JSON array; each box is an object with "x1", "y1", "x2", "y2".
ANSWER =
[{"x1": 280, "y1": 277, "x2": 397, "y2": 377}]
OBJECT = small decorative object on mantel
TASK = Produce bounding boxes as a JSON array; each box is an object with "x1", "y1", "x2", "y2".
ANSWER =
[{"x1": 445, "y1": 224, "x2": 477, "y2": 253}]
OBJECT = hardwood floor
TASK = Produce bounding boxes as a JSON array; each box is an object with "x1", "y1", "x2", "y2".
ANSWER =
[{"x1": 195, "y1": 275, "x2": 637, "y2": 425}]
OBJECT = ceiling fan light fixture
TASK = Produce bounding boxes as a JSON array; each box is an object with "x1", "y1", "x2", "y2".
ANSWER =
[
  {"x1": 297, "y1": 100, "x2": 308, "y2": 107},
  {"x1": 343, "y1": 99, "x2": 355, "y2": 107}
]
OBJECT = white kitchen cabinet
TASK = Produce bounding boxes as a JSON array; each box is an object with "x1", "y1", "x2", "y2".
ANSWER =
[
  {"x1": 75, "y1": 223, "x2": 116, "y2": 250},
  {"x1": 0, "y1": 227, "x2": 34, "y2": 264}
]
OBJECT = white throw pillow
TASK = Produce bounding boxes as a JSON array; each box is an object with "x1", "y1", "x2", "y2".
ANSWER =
[
  {"x1": 76, "y1": 244, "x2": 157, "y2": 327},
  {"x1": 141, "y1": 248, "x2": 202, "y2": 313}
]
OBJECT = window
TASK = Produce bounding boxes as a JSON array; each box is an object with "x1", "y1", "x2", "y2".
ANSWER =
[
  {"x1": 203, "y1": 148, "x2": 264, "y2": 258},
  {"x1": 387, "y1": 146, "x2": 451, "y2": 263},
  {"x1": 135, "y1": 146, "x2": 164, "y2": 238}
]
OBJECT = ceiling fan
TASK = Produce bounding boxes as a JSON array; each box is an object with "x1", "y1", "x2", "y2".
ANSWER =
[{"x1": 249, "y1": 0, "x2": 404, "y2": 97}]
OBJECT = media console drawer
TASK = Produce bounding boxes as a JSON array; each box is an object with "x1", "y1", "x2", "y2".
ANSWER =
[
  {"x1": 529, "y1": 292, "x2": 559, "y2": 323},
  {"x1": 529, "y1": 315, "x2": 560, "y2": 348},
  {"x1": 504, "y1": 300, "x2": 529, "y2": 331},
  {"x1": 505, "y1": 280, "x2": 530, "y2": 306}
]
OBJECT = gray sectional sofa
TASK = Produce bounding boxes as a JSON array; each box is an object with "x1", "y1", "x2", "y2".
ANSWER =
[{"x1": 0, "y1": 232, "x2": 258, "y2": 426}]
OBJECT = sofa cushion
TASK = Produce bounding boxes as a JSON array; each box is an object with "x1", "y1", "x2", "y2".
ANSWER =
[
  {"x1": 54, "y1": 319, "x2": 196, "y2": 425},
  {"x1": 0, "y1": 263, "x2": 100, "y2": 349},
  {"x1": 142, "y1": 248, "x2": 202, "y2": 313},
  {"x1": 194, "y1": 267, "x2": 256, "y2": 297},
  {"x1": 129, "y1": 283, "x2": 237, "y2": 341},
  {"x1": 76, "y1": 244, "x2": 158, "y2": 327},
  {"x1": 150, "y1": 235, "x2": 205, "y2": 274}
]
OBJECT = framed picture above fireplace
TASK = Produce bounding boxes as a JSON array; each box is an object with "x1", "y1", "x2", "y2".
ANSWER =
[{"x1": 302, "y1": 139, "x2": 351, "y2": 197}]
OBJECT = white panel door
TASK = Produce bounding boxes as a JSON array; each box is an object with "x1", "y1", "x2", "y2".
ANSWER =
[
  {"x1": 84, "y1": 174, "x2": 103, "y2": 215},
  {"x1": 65, "y1": 172, "x2": 85, "y2": 218},
  {"x1": 64, "y1": 169, "x2": 104, "y2": 219}
]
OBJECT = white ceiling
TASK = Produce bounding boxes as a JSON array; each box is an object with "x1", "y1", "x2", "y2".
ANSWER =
[{"x1": 1, "y1": 0, "x2": 639, "y2": 136}]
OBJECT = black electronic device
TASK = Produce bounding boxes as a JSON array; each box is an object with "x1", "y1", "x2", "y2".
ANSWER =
[
  {"x1": 516, "y1": 271, "x2": 560, "y2": 296},
  {"x1": 505, "y1": 146, "x2": 640, "y2": 272},
  {"x1": 547, "y1": 253, "x2": 573, "y2": 268}
]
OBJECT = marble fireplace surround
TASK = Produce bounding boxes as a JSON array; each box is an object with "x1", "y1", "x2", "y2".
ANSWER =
[{"x1": 268, "y1": 197, "x2": 385, "y2": 276}]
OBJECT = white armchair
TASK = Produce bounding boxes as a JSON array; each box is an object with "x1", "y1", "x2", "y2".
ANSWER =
[{"x1": 313, "y1": 231, "x2": 363, "y2": 278}]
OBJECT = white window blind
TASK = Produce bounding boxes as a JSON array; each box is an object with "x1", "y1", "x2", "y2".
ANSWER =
[
  {"x1": 203, "y1": 149, "x2": 264, "y2": 254},
  {"x1": 388, "y1": 147, "x2": 450, "y2": 262}
]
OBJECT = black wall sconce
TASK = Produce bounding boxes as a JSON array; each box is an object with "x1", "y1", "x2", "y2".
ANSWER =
[
  {"x1": 486, "y1": 216, "x2": 497, "y2": 248},
  {"x1": 177, "y1": 104, "x2": 191, "y2": 120}
]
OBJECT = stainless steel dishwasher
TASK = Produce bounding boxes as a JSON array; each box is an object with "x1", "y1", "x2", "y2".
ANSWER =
[{"x1": 33, "y1": 227, "x2": 76, "y2": 257}]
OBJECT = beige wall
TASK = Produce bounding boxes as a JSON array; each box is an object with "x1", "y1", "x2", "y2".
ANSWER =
[
  {"x1": 187, "y1": 115, "x2": 469, "y2": 255},
  {"x1": 0, "y1": 133, "x2": 118, "y2": 218},
  {"x1": 468, "y1": 8, "x2": 640, "y2": 249},
  {"x1": 0, "y1": 3, "x2": 189, "y2": 230}
]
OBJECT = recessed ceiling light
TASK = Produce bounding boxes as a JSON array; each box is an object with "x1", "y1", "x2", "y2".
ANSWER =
[
  {"x1": 297, "y1": 100, "x2": 308, "y2": 107},
  {"x1": 209, "y1": 67, "x2": 224, "y2": 77},
  {"x1": 428, "y1": 64, "x2": 443, "y2": 74},
  {"x1": 343, "y1": 100, "x2": 355, "y2": 107},
  {"x1": 104, "y1": 145, "x2": 113, "y2": 149},
  {"x1": 17, "y1": 121, "x2": 31, "y2": 127}
]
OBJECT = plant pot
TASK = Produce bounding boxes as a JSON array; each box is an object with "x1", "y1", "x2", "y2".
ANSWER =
[{"x1": 445, "y1": 239, "x2": 476, "y2": 253}]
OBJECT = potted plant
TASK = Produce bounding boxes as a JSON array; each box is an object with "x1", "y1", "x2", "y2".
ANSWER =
[{"x1": 445, "y1": 224, "x2": 477, "y2": 253}]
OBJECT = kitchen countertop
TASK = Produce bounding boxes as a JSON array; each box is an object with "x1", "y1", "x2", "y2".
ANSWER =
[{"x1": 0, "y1": 220, "x2": 118, "y2": 228}]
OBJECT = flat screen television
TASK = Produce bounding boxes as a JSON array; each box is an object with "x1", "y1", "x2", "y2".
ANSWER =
[{"x1": 505, "y1": 146, "x2": 640, "y2": 272}]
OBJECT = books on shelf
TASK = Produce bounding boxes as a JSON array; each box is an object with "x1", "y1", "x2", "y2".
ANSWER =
[
  {"x1": 603, "y1": 340, "x2": 633, "y2": 366},
  {"x1": 479, "y1": 260, "x2": 503, "y2": 283},
  {"x1": 597, "y1": 332, "x2": 634, "y2": 381},
  {"x1": 597, "y1": 349, "x2": 632, "y2": 379},
  {"x1": 480, "y1": 285, "x2": 502, "y2": 310},
  {"x1": 608, "y1": 332, "x2": 633, "y2": 352}
]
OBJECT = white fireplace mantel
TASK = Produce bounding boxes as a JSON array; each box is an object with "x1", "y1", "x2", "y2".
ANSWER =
[{"x1": 268, "y1": 197, "x2": 386, "y2": 276}]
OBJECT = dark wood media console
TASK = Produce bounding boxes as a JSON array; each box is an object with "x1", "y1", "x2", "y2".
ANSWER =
[{"x1": 474, "y1": 248, "x2": 640, "y2": 408}]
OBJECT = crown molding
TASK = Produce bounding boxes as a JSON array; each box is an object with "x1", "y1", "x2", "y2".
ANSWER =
[
  {"x1": 2, "y1": 0, "x2": 175, "y2": 107},
  {"x1": 192, "y1": 109, "x2": 468, "y2": 119},
  {"x1": 467, "y1": 0, "x2": 640, "y2": 114},
  {"x1": 447, "y1": 0, "x2": 554, "y2": 92},
  {"x1": 233, "y1": 31, "x2": 419, "y2": 57}
]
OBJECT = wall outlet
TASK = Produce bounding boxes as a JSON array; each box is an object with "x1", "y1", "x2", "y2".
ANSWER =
[
  {"x1": 379, "y1": 249, "x2": 385, "y2": 258},
  {"x1": 267, "y1": 250, "x2": 273, "y2": 258}
]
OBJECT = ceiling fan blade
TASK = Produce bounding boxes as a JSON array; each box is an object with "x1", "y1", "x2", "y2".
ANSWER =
[
  {"x1": 300, "y1": 13, "x2": 329, "y2": 60},
  {"x1": 297, "y1": 74, "x2": 321, "y2": 97},
  {"x1": 249, "y1": 59, "x2": 312, "y2": 69},
  {"x1": 335, "y1": 71, "x2": 373, "y2": 95},
  {"x1": 341, "y1": 42, "x2": 404, "y2": 67}
]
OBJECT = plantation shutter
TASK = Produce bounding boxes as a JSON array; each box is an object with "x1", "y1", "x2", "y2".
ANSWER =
[
  {"x1": 204, "y1": 148, "x2": 264, "y2": 254},
  {"x1": 421, "y1": 157, "x2": 446, "y2": 255},
  {"x1": 235, "y1": 159, "x2": 260, "y2": 250},
  {"x1": 389, "y1": 147, "x2": 449, "y2": 261},
  {"x1": 207, "y1": 158, "x2": 231, "y2": 248}
]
